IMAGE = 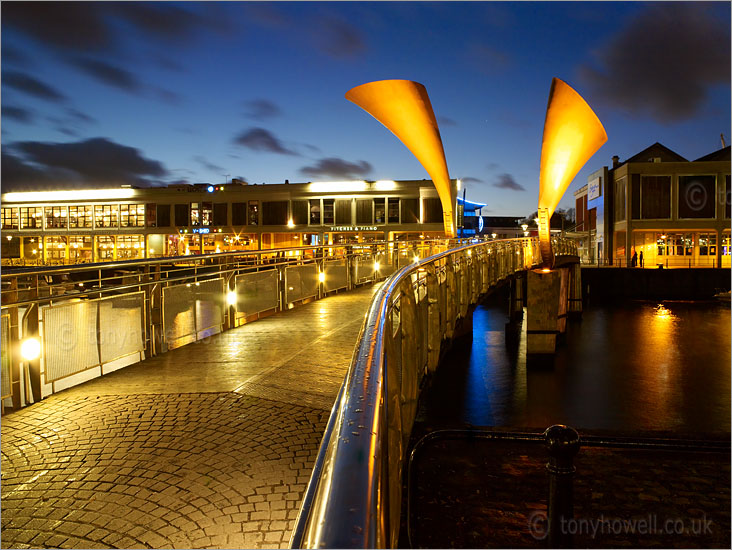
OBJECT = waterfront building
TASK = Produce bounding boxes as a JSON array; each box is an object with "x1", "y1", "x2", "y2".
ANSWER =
[
  {"x1": 0, "y1": 178, "x2": 458, "y2": 265},
  {"x1": 576, "y1": 143, "x2": 730, "y2": 267}
]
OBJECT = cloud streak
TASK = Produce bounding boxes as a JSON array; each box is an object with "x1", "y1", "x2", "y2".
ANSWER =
[
  {"x1": 233, "y1": 128, "x2": 299, "y2": 155},
  {"x1": 300, "y1": 157, "x2": 372, "y2": 179},
  {"x1": 243, "y1": 99, "x2": 282, "y2": 120},
  {"x1": 578, "y1": 3, "x2": 730, "y2": 122},
  {"x1": 3, "y1": 71, "x2": 66, "y2": 103},
  {"x1": 493, "y1": 173, "x2": 525, "y2": 191}
]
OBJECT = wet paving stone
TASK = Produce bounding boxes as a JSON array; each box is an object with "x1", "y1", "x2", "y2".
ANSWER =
[{"x1": 1, "y1": 285, "x2": 377, "y2": 549}]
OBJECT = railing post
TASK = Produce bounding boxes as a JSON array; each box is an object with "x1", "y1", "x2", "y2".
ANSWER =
[{"x1": 544, "y1": 424, "x2": 580, "y2": 548}]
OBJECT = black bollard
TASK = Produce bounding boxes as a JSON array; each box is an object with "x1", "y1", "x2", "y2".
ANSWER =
[{"x1": 544, "y1": 424, "x2": 580, "y2": 548}]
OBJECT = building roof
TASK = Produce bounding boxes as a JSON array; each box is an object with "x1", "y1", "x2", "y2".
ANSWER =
[
  {"x1": 457, "y1": 196, "x2": 487, "y2": 212},
  {"x1": 693, "y1": 146, "x2": 731, "y2": 162},
  {"x1": 621, "y1": 142, "x2": 688, "y2": 165}
]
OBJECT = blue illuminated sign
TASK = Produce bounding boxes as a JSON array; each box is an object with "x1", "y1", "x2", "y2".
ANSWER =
[
  {"x1": 193, "y1": 228, "x2": 210, "y2": 234},
  {"x1": 478, "y1": 216, "x2": 484, "y2": 233},
  {"x1": 207, "y1": 185, "x2": 214, "y2": 193}
]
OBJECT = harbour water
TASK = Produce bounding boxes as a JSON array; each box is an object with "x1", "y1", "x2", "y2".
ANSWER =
[{"x1": 417, "y1": 292, "x2": 731, "y2": 435}]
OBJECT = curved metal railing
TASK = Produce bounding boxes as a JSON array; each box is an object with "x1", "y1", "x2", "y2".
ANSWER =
[{"x1": 291, "y1": 236, "x2": 577, "y2": 548}]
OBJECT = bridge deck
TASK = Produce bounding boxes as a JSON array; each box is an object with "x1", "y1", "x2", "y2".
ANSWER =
[{"x1": 1, "y1": 285, "x2": 377, "y2": 549}]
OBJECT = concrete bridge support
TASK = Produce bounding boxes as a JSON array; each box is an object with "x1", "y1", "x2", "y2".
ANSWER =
[{"x1": 525, "y1": 263, "x2": 580, "y2": 355}]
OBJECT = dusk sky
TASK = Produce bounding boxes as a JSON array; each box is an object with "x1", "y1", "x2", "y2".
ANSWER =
[{"x1": 2, "y1": 1, "x2": 730, "y2": 217}]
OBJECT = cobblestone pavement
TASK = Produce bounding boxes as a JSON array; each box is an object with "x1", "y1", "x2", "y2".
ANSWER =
[{"x1": 1, "y1": 285, "x2": 378, "y2": 549}]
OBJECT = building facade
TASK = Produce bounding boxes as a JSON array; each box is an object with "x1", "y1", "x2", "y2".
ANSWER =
[
  {"x1": 1, "y1": 179, "x2": 457, "y2": 265},
  {"x1": 576, "y1": 143, "x2": 730, "y2": 268}
]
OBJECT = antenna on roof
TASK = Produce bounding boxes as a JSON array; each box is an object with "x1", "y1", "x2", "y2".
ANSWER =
[{"x1": 721, "y1": 133, "x2": 727, "y2": 149}]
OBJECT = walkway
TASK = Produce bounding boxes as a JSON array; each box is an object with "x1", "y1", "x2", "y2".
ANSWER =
[{"x1": 1, "y1": 284, "x2": 378, "y2": 549}]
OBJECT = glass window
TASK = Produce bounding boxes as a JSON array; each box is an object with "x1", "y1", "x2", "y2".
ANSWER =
[
  {"x1": 20, "y1": 207, "x2": 43, "y2": 229},
  {"x1": 116, "y1": 235, "x2": 144, "y2": 259},
  {"x1": 640, "y1": 175, "x2": 671, "y2": 219},
  {"x1": 94, "y1": 205, "x2": 119, "y2": 228},
  {"x1": 248, "y1": 201, "x2": 259, "y2": 225},
  {"x1": 191, "y1": 202, "x2": 201, "y2": 226},
  {"x1": 213, "y1": 203, "x2": 227, "y2": 226},
  {"x1": 356, "y1": 199, "x2": 372, "y2": 224},
  {"x1": 335, "y1": 200, "x2": 351, "y2": 225},
  {"x1": 45, "y1": 236, "x2": 67, "y2": 261},
  {"x1": 174, "y1": 204, "x2": 189, "y2": 227},
  {"x1": 44, "y1": 206, "x2": 68, "y2": 229},
  {"x1": 69, "y1": 206, "x2": 93, "y2": 228},
  {"x1": 69, "y1": 236, "x2": 93, "y2": 263},
  {"x1": 723, "y1": 235, "x2": 731, "y2": 256},
  {"x1": 96, "y1": 235, "x2": 115, "y2": 261},
  {"x1": 120, "y1": 204, "x2": 145, "y2": 227},
  {"x1": 698, "y1": 233, "x2": 717, "y2": 256},
  {"x1": 309, "y1": 199, "x2": 321, "y2": 225},
  {"x1": 388, "y1": 198, "x2": 399, "y2": 223},
  {"x1": 2, "y1": 207, "x2": 18, "y2": 229},
  {"x1": 374, "y1": 198, "x2": 385, "y2": 224},
  {"x1": 678, "y1": 176, "x2": 715, "y2": 218},
  {"x1": 422, "y1": 198, "x2": 442, "y2": 223},
  {"x1": 262, "y1": 201, "x2": 288, "y2": 225},
  {"x1": 614, "y1": 177, "x2": 626, "y2": 222},
  {"x1": 323, "y1": 199, "x2": 334, "y2": 225},
  {"x1": 292, "y1": 200, "x2": 308, "y2": 225},
  {"x1": 725, "y1": 176, "x2": 730, "y2": 219},
  {"x1": 401, "y1": 198, "x2": 420, "y2": 224},
  {"x1": 232, "y1": 202, "x2": 246, "y2": 225},
  {"x1": 146, "y1": 203, "x2": 157, "y2": 227}
]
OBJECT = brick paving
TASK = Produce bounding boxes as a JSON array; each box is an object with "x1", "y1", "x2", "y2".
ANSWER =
[
  {"x1": 1, "y1": 286, "x2": 377, "y2": 549},
  {"x1": 405, "y1": 435, "x2": 730, "y2": 549}
]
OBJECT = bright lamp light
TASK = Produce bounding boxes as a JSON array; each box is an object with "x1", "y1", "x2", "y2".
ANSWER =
[{"x1": 21, "y1": 338, "x2": 41, "y2": 361}]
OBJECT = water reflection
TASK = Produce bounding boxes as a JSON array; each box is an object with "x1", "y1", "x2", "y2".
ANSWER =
[{"x1": 419, "y1": 296, "x2": 731, "y2": 434}]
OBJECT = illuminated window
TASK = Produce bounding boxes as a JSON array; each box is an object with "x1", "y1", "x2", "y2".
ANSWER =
[
  {"x1": 374, "y1": 198, "x2": 385, "y2": 224},
  {"x1": 44, "y1": 206, "x2": 68, "y2": 229},
  {"x1": 116, "y1": 235, "x2": 144, "y2": 259},
  {"x1": 120, "y1": 204, "x2": 145, "y2": 227},
  {"x1": 69, "y1": 206, "x2": 93, "y2": 228},
  {"x1": 96, "y1": 235, "x2": 115, "y2": 261},
  {"x1": 45, "y1": 235, "x2": 67, "y2": 261},
  {"x1": 191, "y1": 203, "x2": 201, "y2": 226},
  {"x1": 309, "y1": 200, "x2": 321, "y2": 225},
  {"x1": 248, "y1": 201, "x2": 259, "y2": 225},
  {"x1": 94, "y1": 205, "x2": 119, "y2": 228},
  {"x1": 698, "y1": 233, "x2": 717, "y2": 256},
  {"x1": 69, "y1": 236, "x2": 93, "y2": 263},
  {"x1": 1, "y1": 207, "x2": 18, "y2": 229},
  {"x1": 20, "y1": 207, "x2": 43, "y2": 229},
  {"x1": 723, "y1": 235, "x2": 731, "y2": 256}
]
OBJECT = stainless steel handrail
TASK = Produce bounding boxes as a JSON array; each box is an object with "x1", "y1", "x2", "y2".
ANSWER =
[{"x1": 290, "y1": 236, "x2": 578, "y2": 548}]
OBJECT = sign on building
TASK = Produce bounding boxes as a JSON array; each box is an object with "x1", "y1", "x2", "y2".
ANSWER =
[{"x1": 588, "y1": 177, "x2": 601, "y2": 200}]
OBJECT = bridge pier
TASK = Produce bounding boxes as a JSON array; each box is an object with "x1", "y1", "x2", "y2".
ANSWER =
[
  {"x1": 505, "y1": 274, "x2": 525, "y2": 346},
  {"x1": 524, "y1": 263, "x2": 580, "y2": 355}
]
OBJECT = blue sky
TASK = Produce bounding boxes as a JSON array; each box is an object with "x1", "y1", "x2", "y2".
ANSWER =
[{"x1": 2, "y1": 1, "x2": 730, "y2": 217}]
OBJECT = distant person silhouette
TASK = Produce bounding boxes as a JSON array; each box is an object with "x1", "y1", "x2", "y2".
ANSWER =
[
  {"x1": 639, "y1": 250, "x2": 644, "y2": 268},
  {"x1": 631, "y1": 250, "x2": 638, "y2": 267}
]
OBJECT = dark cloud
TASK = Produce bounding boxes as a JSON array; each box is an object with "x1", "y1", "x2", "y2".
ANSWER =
[
  {"x1": 243, "y1": 99, "x2": 282, "y2": 120},
  {"x1": 71, "y1": 58, "x2": 142, "y2": 92},
  {"x1": 56, "y1": 127, "x2": 79, "y2": 137},
  {"x1": 194, "y1": 156, "x2": 225, "y2": 173},
  {"x1": 244, "y1": 3, "x2": 291, "y2": 27},
  {"x1": 461, "y1": 176, "x2": 483, "y2": 184},
  {"x1": 112, "y1": 3, "x2": 226, "y2": 43},
  {"x1": 302, "y1": 144, "x2": 322, "y2": 155},
  {"x1": 233, "y1": 128, "x2": 299, "y2": 155},
  {"x1": 312, "y1": 16, "x2": 366, "y2": 58},
  {"x1": 2, "y1": 2, "x2": 112, "y2": 52},
  {"x1": 3, "y1": 137, "x2": 168, "y2": 191},
  {"x1": 486, "y1": 162, "x2": 499, "y2": 171},
  {"x1": 438, "y1": 116, "x2": 457, "y2": 127},
  {"x1": 2, "y1": 105, "x2": 34, "y2": 124},
  {"x1": 153, "y1": 87, "x2": 183, "y2": 104},
  {"x1": 578, "y1": 3, "x2": 730, "y2": 122},
  {"x1": 299, "y1": 158, "x2": 372, "y2": 179},
  {"x1": 2, "y1": 71, "x2": 66, "y2": 103},
  {"x1": 493, "y1": 173, "x2": 525, "y2": 191}
]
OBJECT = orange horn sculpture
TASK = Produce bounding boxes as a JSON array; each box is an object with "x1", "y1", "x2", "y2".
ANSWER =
[
  {"x1": 346, "y1": 79, "x2": 456, "y2": 237},
  {"x1": 538, "y1": 78, "x2": 607, "y2": 267}
]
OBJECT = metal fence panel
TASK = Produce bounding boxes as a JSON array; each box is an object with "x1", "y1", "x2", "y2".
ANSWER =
[
  {"x1": 353, "y1": 254, "x2": 374, "y2": 285},
  {"x1": 43, "y1": 300, "x2": 99, "y2": 382},
  {"x1": 324, "y1": 260, "x2": 348, "y2": 292},
  {"x1": 98, "y1": 292, "x2": 144, "y2": 364},
  {"x1": 163, "y1": 283, "x2": 196, "y2": 347},
  {"x1": 1, "y1": 314, "x2": 11, "y2": 399},
  {"x1": 285, "y1": 264, "x2": 319, "y2": 303},
  {"x1": 234, "y1": 269, "x2": 279, "y2": 317},
  {"x1": 195, "y1": 278, "x2": 224, "y2": 333}
]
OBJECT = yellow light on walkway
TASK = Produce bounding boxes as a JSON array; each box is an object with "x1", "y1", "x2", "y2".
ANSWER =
[
  {"x1": 345, "y1": 79, "x2": 456, "y2": 237},
  {"x1": 226, "y1": 291, "x2": 237, "y2": 306},
  {"x1": 318, "y1": 271, "x2": 326, "y2": 283},
  {"x1": 21, "y1": 338, "x2": 41, "y2": 361},
  {"x1": 537, "y1": 77, "x2": 607, "y2": 266},
  {"x1": 374, "y1": 261, "x2": 380, "y2": 271}
]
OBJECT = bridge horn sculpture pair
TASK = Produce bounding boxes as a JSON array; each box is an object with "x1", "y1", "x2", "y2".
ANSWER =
[{"x1": 345, "y1": 77, "x2": 607, "y2": 267}]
